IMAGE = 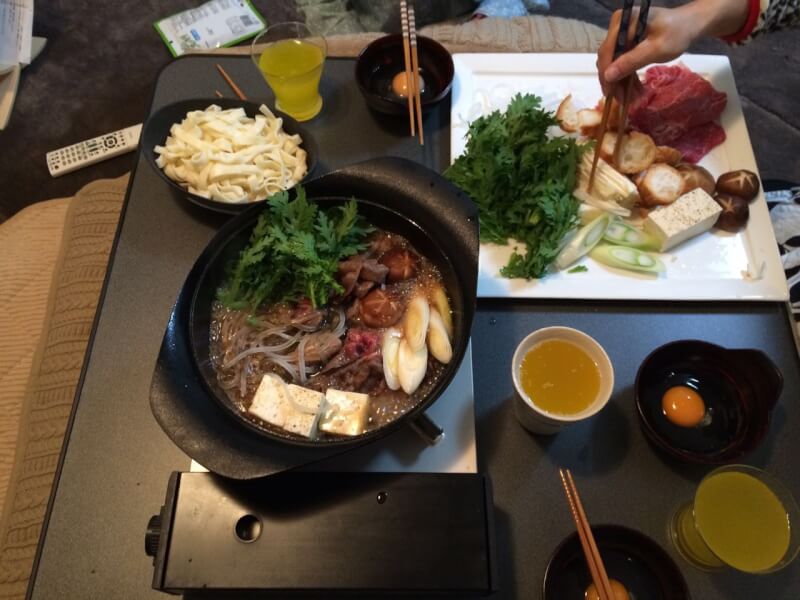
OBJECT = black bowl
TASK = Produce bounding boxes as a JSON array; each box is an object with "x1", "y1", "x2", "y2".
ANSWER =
[
  {"x1": 141, "y1": 98, "x2": 319, "y2": 215},
  {"x1": 544, "y1": 525, "x2": 690, "y2": 600},
  {"x1": 186, "y1": 157, "x2": 478, "y2": 448},
  {"x1": 635, "y1": 340, "x2": 782, "y2": 464},
  {"x1": 355, "y1": 34, "x2": 454, "y2": 116}
]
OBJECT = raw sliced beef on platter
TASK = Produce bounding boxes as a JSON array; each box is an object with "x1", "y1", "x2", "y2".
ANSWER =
[{"x1": 629, "y1": 64, "x2": 728, "y2": 162}]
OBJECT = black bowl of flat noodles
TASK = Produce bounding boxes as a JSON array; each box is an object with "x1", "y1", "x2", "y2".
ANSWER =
[
  {"x1": 180, "y1": 157, "x2": 478, "y2": 454},
  {"x1": 141, "y1": 98, "x2": 319, "y2": 215}
]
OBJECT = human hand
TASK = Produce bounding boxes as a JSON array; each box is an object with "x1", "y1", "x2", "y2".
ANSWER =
[
  {"x1": 597, "y1": 0, "x2": 751, "y2": 98},
  {"x1": 597, "y1": 6, "x2": 698, "y2": 97}
]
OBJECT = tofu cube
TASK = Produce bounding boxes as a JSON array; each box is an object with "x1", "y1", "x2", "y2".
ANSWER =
[
  {"x1": 248, "y1": 375, "x2": 324, "y2": 438},
  {"x1": 319, "y1": 389, "x2": 370, "y2": 436},
  {"x1": 644, "y1": 188, "x2": 722, "y2": 251},
  {"x1": 286, "y1": 384, "x2": 325, "y2": 436}
]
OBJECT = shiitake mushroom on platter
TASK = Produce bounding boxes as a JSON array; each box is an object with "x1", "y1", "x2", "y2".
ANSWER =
[
  {"x1": 716, "y1": 169, "x2": 760, "y2": 201},
  {"x1": 715, "y1": 193, "x2": 749, "y2": 232},
  {"x1": 676, "y1": 163, "x2": 716, "y2": 196}
]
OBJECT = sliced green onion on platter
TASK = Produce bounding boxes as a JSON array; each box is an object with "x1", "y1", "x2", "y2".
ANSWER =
[
  {"x1": 603, "y1": 219, "x2": 659, "y2": 250},
  {"x1": 589, "y1": 244, "x2": 665, "y2": 273},
  {"x1": 554, "y1": 214, "x2": 611, "y2": 271}
]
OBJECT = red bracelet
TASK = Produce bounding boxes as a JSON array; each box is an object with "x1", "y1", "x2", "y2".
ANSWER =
[{"x1": 719, "y1": 0, "x2": 761, "y2": 43}]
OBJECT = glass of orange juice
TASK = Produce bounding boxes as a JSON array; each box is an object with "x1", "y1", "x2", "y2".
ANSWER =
[
  {"x1": 250, "y1": 22, "x2": 327, "y2": 122},
  {"x1": 670, "y1": 465, "x2": 800, "y2": 574}
]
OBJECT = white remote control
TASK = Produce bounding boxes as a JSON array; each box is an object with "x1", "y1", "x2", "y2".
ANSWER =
[{"x1": 46, "y1": 123, "x2": 143, "y2": 177}]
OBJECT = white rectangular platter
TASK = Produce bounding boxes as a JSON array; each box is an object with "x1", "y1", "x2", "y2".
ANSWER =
[{"x1": 450, "y1": 53, "x2": 788, "y2": 301}]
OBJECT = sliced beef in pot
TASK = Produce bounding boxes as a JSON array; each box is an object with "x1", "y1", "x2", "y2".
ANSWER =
[
  {"x1": 308, "y1": 352, "x2": 384, "y2": 395},
  {"x1": 319, "y1": 328, "x2": 381, "y2": 373},
  {"x1": 291, "y1": 299, "x2": 326, "y2": 329},
  {"x1": 354, "y1": 280, "x2": 376, "y2": 298},
  {"x1": 294, "y1": 331, "x2": 343, "y2": 364},
  {"x1": 338, "y1": 256, "x2": 364, "y2": 297},
  {"x1": 337, "y1": 255, "x2": 389, "y2": 299},
  {"x1": 359, "y1": 259, "x2": 389, "y2": 283}
]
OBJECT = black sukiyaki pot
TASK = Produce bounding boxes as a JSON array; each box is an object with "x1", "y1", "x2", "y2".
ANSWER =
[{"x1": 186, "y1": 157, "x2": 478, "y2": 450}]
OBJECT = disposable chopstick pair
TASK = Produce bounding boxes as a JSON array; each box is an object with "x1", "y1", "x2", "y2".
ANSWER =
[
  {"x1": 559, "y1": 468, "x2": 614, "y2": 600},
  {"x1": 588, "y1": 0, "x2": 651, "y2": 192},
  {"x1": 215, "y1": 64, "x2": 247, "y2": 101},
  {"x1": 400, "y1": 1, "x2": 416, "y2": 137},
  {"x1": 400, "y1": 0, "x2": 424, "y2": 145}
]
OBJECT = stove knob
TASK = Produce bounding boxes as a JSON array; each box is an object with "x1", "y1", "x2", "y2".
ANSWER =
[{"x1": 145, "y1": 513, "x2": 162, "y2": 558}]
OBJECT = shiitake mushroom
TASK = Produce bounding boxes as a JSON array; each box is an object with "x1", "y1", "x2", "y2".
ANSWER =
[
  {"x1": 715, "y1": 193, "x2": 749, "y2": 232},
  {"x1": 380, "y1": 248, "x2": 419, "y2": 283},
  {"x1": 676, "y1": 163, "x2": 716, "y2": 196},
  {"x1": 716, "y1": 170, "x2": 760, "y2": 201},
  {"x1": 360, "y1": 288, "x2": 403, "y2": 328}
]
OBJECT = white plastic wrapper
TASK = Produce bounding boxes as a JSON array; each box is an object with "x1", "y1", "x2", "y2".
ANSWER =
[{"x1": 154, "y1": 0, "x2": 265, "y2": 57}]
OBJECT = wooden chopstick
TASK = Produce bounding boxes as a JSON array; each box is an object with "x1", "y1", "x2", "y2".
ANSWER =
[
  {"x1": 612, "y1": 77, "x2": 634, "y2": 167},
  {"x1": 588, "y1": 92, "x2": 615, "y2": 193},
  {"x1": 611, "y1": 0, "x2": 652, "y2": 166},
  {"x1": 589, "y1": 0, "x2": 650, "y2": 191},
  {"x1": 400, "y1": 0, "x2": 416, "y2": 137},
  {"x1": 408, "y1": 6, "x2": 424, "y2": 146},
  {"x1": 215, "y1": 64, "x2": 247, "y2": 101},
  {"x1": 559, "y1": 468, "x2": 615, "y2": 600}
]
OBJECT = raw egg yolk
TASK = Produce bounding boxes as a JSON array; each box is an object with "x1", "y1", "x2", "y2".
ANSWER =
[
  {"x1": 391, "y1": 71, "x2": 426, "y2": 98},
  {"x1": 585, "y1": 579, "x2": 630, "y2": 600},
  {"x1": 662, "y1": 385, "x2": 706, "y2": 428}
]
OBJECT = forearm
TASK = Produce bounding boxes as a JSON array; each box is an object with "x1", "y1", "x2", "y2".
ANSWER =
[{"x1": 678, "y1": 0, "x2": 752, "y2": 39}]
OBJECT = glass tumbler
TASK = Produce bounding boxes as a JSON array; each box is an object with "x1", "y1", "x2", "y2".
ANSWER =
[
  {"x1": 250, "y1": 22, "x2": 327, "y2": 122},
  {"x1": 669, "y1": 464, "x2": 800, "y2": 574}
]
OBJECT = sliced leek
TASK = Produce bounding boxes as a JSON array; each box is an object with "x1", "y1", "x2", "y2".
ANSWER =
[
  {"x1": 574, "y1": 151, "x2": 639, "y2": 216},
  {"x1": 554, "y1": 214, "x2": 611, "y2": 271},
  {"x1": 603, "y1": 220, "x2": 659, "y2": 250},
  {"x1": 578, "y1": 203, "x2": 605, "y2": 225},
  {"x1": 381, "y1": 328, "x2": 402, "y2": 391},
  {"x1": 574, "y1": 187, "x2": 631, "y2": 218},
  {"x1": 427, "y1": 308, "x2": 453, "y2": 364},
  {"x1": 590, "y1": 244, "x2": 665, "y2": 273}
]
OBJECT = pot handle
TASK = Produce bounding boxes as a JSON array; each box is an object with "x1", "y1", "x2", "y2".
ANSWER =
[{"x1": 410, "y1": 413, "x2": 445, "y2": 446}]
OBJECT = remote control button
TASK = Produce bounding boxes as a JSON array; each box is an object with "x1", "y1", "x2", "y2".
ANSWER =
[{"x1": 104, "y1": 136, "x2": 117, "y2": 148}]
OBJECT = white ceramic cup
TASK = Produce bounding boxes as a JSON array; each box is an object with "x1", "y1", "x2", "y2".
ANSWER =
[{"x1": 511, "y1": 326, "x2": 614, "y2": 435}]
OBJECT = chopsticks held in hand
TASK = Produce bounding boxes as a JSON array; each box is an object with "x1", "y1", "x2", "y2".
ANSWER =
[
  {"x1": 588, "y1": 0, "x2": 651, "y2": 192},
  {"x1": 400, "y1": 0, "x2": 424, "y2": 145},
  {"x1": 559, "y1": 468, "x2": 615, "y2": 600}
]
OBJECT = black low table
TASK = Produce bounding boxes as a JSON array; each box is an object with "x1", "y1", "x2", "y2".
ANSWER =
[{"x1": 28, "y1": 56, "x2": 800, "y2": 599}]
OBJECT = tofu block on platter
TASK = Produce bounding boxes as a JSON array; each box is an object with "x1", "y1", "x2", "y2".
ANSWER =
[{"x1": 644, "y1": 188, "x2": 722, "y2": 251}]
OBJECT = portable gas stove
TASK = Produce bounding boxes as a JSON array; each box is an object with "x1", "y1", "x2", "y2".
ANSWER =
[{"x1": 145, "y1": 345, "x2": 496, "y2": 596}]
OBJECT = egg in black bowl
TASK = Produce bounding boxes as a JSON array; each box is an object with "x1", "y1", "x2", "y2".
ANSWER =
[
  {"x1": 355, "y1": 34, "x2": 454, "y2": 116},
  {"x1": 544, "y1": 525, "x2": 689, "y2": 600},
  {"x1": 635, "y1": 340, "x2": 782, "y2": 464},
  {"x1": 141, "y1": 98, "x2": 319, "y2": 215}
]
